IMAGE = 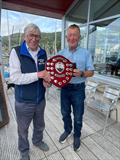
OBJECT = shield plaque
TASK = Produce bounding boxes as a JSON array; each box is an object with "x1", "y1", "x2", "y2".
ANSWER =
[{"x1": 46, "y1": 55, "x2": 75, "y2": 88}]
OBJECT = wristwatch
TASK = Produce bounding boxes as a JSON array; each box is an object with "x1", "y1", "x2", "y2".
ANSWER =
[{"x1": 80, "y1": 71, "x2": 84, "y2": 77}]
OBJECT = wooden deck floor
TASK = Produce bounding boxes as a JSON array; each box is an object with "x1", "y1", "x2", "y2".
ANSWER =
[{"x1": 0, "y1": 86, "x2": 120, "y2": 160}]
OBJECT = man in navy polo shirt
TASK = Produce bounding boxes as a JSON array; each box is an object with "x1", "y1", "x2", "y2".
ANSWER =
[
  {"x1": 58, "y1": 24, "x2": 94, "y2": 151},
  {"x1": 9, "y1": 23, "x2": 51, "y2": 160}
]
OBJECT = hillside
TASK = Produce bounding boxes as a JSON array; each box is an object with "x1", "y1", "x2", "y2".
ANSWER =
[
  {"x1": 2, "y1": 32, "x2": 61, "y2": 52},
  {"x1": 2, "y1": 32, "x2": 61, "y2": 65}
]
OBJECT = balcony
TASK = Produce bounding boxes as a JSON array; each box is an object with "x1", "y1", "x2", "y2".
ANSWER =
[{"x1": 0, "y1": 85, "x2": 120, "y2": 160}]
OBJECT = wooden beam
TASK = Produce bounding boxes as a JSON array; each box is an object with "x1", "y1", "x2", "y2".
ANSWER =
[{"x1": 0, "y1": 73, "x2": 9, "y2": 128}]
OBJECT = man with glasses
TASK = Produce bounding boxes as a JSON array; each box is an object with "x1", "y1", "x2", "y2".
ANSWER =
[
  {"x1": 9, "y1": 23, "x2": 51, "y2": 160},
  {"x1": 58, "y1": 24, "x2": 94, "y2": 151}
]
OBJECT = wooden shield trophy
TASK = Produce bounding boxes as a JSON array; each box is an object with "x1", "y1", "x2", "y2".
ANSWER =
[{"x1": 46, "y1": 55, "x2": 75, "y2": 88}]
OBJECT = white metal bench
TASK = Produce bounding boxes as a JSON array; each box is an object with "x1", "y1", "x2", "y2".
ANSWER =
[
  {"x1": 85, "y1": 80, "x2": 98, "y2": 102},
  {"x1": 86, "y1": 85, "x2": 120, "y2": 134}
]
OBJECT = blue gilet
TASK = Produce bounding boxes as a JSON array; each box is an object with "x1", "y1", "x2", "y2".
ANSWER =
[{"x1": 14, "y1": 41, "x2": 47, "y2": 104}]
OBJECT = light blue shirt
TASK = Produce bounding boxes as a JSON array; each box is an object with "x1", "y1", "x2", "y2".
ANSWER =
[{"x1": 58, "y1": 47, "x2": 94, "y2": 84}]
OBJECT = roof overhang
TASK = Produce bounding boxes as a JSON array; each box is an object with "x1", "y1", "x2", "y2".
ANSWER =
[{"x1": 2, "y1": 0, "x2": 75, "y2": 19}]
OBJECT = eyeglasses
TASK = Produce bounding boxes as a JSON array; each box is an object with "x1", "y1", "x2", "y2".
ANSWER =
[
  {"x1": 66, "y1": 33, "x2": 80, "y2": 38},
  {"x1": 28, "y1": 34, "x2": 41, "y2": 40}
]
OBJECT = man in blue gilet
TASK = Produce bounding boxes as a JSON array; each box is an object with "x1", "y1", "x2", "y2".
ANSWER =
[{"x1": 9, "y1": 23, "x2": 51, "y2": 160}]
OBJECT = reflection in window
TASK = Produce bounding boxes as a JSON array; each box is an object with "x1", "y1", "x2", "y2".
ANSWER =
[
  {"x1": 88, "y1": 18, "x2": 120, "y2": 74},
  {"x1": 79, "y1": 26, "x2": 87, "y2": 48}
]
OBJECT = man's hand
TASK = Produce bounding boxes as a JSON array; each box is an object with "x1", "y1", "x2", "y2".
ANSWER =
[
  {"x1": 73, "y1": 69, "x2": 82, "y2": 77},
  {"x1": 37, "y1": 70, "x2": 51, "y2": 82},
  {"x1": 73, "y1": 69, "x2": 94, "y2": 77}
]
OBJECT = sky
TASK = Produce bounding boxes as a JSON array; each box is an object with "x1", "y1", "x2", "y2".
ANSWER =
[{"x1": 1, "y1": 9, "x2": 62, "y2": 36}]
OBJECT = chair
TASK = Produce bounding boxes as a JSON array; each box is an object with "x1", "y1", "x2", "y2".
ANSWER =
[
  {"x1": 85, "y1": 80, "x2": 98, "y2": 102},
  {"x1": 87, "y1": 85, "x2": 120, "y2": 134}
]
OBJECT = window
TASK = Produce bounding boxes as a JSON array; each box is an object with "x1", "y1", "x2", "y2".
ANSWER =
[{"x1": 88, "y1": 18, "x2": 120, "y2": 74}]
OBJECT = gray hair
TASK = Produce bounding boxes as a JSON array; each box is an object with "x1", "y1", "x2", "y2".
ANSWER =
[{"x1": 24, "y1": 23, "x2": 41, "y2": 35}]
